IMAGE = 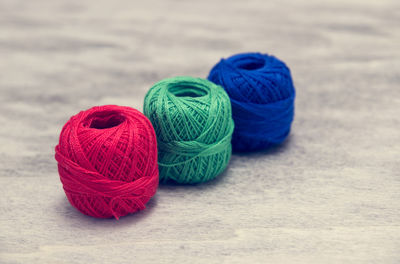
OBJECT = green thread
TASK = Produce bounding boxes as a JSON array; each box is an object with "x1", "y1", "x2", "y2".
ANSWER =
[{"x1": 143, "y1": 76, "x2": 234, "y2": 184}]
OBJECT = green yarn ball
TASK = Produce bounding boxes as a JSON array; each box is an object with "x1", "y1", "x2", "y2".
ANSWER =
[{"x1": 143, "y1": 76, "x2": 234, "y2": 184}]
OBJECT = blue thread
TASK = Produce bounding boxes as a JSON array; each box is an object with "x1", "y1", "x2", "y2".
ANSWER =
[{"x1": 208, "y1": 52, "x2": 296, "y2": 152}]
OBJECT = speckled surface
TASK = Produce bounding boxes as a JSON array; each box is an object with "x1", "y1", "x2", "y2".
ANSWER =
[{"x1": 0, "y1": 0, "x2": 399, "y2": 263}]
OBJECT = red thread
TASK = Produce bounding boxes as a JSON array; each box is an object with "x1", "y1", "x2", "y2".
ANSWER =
[{"x1": 55, "y1": 105, "x2": 159, "y2": 219}]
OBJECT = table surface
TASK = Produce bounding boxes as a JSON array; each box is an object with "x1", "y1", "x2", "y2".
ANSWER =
[{"x1": 1, "y1": 0, "x2": 399, "y2": 263}]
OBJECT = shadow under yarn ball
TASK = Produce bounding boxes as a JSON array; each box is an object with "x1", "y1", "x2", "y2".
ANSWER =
[
  {"x1": 208, "y1": 52, "x2": 296, "y2": 152},
  {"x1": 143, "y1": 76, "x2": 234, "y2": 184},
  {"x1": 55, "y1": 105, "x2": 159, "y2": 219}
]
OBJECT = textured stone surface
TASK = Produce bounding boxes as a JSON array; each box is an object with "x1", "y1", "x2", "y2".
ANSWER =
[{"x1": 0, "y1": 0, "x2": 399, "y2": 263}]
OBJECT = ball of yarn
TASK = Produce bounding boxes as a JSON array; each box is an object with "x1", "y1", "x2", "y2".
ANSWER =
[
  {"x1": 208, "y1": 52, "x2": 296, "y2": 152},
  {"x1": 143, "y1": 76, "x2": 234, "y2": 184},
  {"x1": 55, "y1": 105, "x2": 159, "y2": 219}
]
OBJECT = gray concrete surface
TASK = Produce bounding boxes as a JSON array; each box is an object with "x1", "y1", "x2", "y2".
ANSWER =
[{"x1": 0, "y1": 0, "x2": 399, "y2": 263}]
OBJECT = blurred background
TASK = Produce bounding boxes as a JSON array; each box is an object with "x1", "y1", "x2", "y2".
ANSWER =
[{"x1": 0, "y1": 0, "x2": 399, "y2": 263}]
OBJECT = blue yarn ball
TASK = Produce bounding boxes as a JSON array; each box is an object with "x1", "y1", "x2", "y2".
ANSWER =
[{"x1": 208, "y1": 52, "x2": 295, "y2": 152}]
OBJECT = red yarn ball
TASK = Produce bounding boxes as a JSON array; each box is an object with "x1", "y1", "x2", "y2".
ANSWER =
[{"x1": 55, "y1": 105, "x2": 159, "y2": 219}]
